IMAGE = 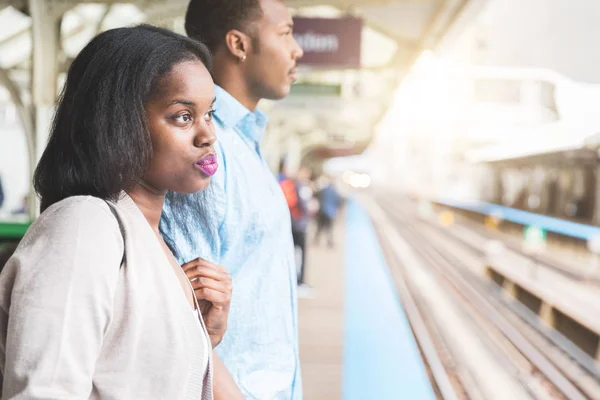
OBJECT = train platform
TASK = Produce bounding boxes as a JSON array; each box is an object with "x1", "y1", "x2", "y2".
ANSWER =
[
  {"x1": 298, "y1": 189, "x2": 600, "y2": 399},
  {"x1": 298, "y1": 198, "x2": 435, "y2": 400}
]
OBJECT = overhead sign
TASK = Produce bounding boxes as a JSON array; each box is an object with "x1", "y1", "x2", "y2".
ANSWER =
[{"x1": 293, "y1": 17, "x2": 362, "y2": 68}]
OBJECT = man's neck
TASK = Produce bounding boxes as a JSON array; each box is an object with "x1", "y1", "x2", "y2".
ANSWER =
[
  {"x1": 217, "y1": 80, "x2": 260, "y2": 112},
  {"x1": 212, "y1": 60, "x2": 260, "y2": 111}
]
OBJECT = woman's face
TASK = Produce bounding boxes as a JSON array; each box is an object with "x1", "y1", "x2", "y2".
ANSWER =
[{"x1": 144, "y1": 59, "x2": 217, "y2": 194}]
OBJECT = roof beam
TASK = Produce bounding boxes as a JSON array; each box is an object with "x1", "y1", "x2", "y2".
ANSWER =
[{"x1": 1, "y1": 0, "x2": 25, "y2": 9}]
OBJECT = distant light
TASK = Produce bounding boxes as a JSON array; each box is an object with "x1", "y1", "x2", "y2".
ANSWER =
[
  {"x1": 348, "y1": 173, "x2": 371, "y2": 188},
  {"x1": 342, "y1": 170, "x2": 371, "y2": 188},
  {"x1": 439, "y1": 211, "x2": 455, "y2": 227}
]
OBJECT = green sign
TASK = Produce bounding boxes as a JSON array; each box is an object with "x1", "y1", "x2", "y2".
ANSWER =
[
  {"x1": 290, "y1": 82, "x2": 342, "y2": 97},
  {"x1": 524, "y1": 225, "x2": 546, "y2": 241},
  {"x1": 0, "y1": 222, "x2": 31, "y2": 240},
  {"x1": 523, "y1": 225, "x2": 546, "y2": 253}
]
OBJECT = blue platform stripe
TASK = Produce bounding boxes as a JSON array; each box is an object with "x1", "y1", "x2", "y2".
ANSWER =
[
  {"x1": 438, "y1": 198, "x2": 600, "y2": 241},
  {"x1": 343, "y1": 199, "x2": 435, "y2": 400}
]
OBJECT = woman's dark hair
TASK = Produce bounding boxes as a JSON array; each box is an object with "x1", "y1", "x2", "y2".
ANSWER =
[{"x1": 34, "y1": 24, "x2": 212, "y2": 212}]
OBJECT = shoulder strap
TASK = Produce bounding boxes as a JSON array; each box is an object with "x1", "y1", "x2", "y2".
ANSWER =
[{"x1": 105, "y1": 200, "x2": 126, "y2": 268}]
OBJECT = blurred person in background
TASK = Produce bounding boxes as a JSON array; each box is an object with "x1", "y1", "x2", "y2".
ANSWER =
[
  {"x1": 160, "y1": 0, "x2": 305, "y2": 398},
  {"x1": 281, "y1": 166, "x2": 313, "y2": 289},
  {"x1": 314, "y1": 177, "x2": 342, "y2": 248},
  {"x1": 0, "y1": 174, "x2": 4, "y2": 211},
  {"x1": 11, "y1": 195, "x2": 28, "y2": 216},
  {"x1": 0, "y1": 25, "x2": 235, "y2": 399},
  {"x1": 277, "y1": 157, "x2": 288, "y2": 183}
]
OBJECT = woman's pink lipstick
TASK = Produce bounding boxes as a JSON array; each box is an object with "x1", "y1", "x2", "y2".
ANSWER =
[{"x1": 195, "y1": 154, "x2": 218, "y2": 176}]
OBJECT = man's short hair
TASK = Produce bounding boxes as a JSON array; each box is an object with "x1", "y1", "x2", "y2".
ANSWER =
[{"x1": 185, "y1": 0, "x2": 264, "y2": 53}]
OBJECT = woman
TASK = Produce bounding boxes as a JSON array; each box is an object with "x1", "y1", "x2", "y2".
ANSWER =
[{"x1": 0, "y1": 25, "x2": 232, "y2": 399}]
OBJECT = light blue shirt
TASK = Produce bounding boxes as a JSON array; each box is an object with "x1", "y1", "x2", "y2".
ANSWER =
[{"x1": 161, "y1": 86, "x2": 302, "y2": 399}]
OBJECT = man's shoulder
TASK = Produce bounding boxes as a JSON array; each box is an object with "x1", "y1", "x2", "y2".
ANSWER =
[{"x1": 211, "y1": 118, "x2": 235, "y2": 157}]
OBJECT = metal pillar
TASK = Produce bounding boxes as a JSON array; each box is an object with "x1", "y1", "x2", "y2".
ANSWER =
[
  {"x1": 28, "y1": 0, "x2": 66, "y2": 217},
  {"x1": 30, "y1": 0, "x2": 61, "y2": 154}
]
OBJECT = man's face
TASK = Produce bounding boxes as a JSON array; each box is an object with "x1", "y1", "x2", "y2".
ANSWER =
[
  {"x1": 297, "y1": 167, "x2": 311, "y2": 181},
  {"x1": 245, "y1": 0, "x2": 304, "y2": 100}
]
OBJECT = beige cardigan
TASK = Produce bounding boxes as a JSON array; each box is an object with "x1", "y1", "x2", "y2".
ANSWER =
[{"x1": 0, "y1": 194, "x2": 213, "y2": 399}]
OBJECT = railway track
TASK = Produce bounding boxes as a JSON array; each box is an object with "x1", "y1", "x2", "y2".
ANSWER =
[{"x1": 365, "y1": 194, "x2": 600, "y2": 400}]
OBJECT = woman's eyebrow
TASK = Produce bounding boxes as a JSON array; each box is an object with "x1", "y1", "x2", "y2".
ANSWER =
[{"x1": 168, "y1": 99, "x2": 196, "y2": 106}]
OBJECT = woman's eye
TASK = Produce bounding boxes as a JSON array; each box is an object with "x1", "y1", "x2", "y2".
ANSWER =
[
  {"x1": 204, "y1": 109, "x2": 215, "y2": 122},
  {"x1": 174, "y1": 114, "x2": 192, "y2": 124}
]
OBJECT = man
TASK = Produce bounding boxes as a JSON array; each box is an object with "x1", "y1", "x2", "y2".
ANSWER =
[
  {"x1": 0, "y1": 175, "x2": 4, "y2": 210},
  {"x1": 314, "y1": 178, "x2": 341, "y2": 248},
  {"x1": 283, "y1": 167, "x2": 312, "y2": 288},
  {"x1": 160, "y1": 1, "x2": 304, "y2": 399}
]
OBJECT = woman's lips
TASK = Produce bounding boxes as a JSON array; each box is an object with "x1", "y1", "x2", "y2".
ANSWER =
[{"x1": 195, "y1": 154, "x2": 218, "y2": 177}]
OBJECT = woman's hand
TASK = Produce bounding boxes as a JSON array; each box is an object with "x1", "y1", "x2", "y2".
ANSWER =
[{"x1": 182, "y1": 258, "x2": 232, "y2": 348}]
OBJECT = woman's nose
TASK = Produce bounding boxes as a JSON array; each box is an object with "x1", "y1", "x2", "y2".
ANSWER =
[{"x1": 194, "y1": 126, "x2": 217, "y2": 148}]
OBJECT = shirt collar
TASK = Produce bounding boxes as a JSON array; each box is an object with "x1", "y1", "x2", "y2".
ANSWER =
[{"x1": 214, "y1": 85, "x2": 269, "y2": 144}]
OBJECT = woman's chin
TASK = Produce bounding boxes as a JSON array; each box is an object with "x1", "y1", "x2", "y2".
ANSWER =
[
  {"x1": 168, "y1": 176, "x2": 211, "y2": 195},
  {"x1": 186, "y1": 179, "x2": 211, "y2": 194}
]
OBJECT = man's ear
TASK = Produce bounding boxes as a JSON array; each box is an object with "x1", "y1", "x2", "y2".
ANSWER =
[{"x1": 224, "y1": 29, "x2": 250, "y2": 61}]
